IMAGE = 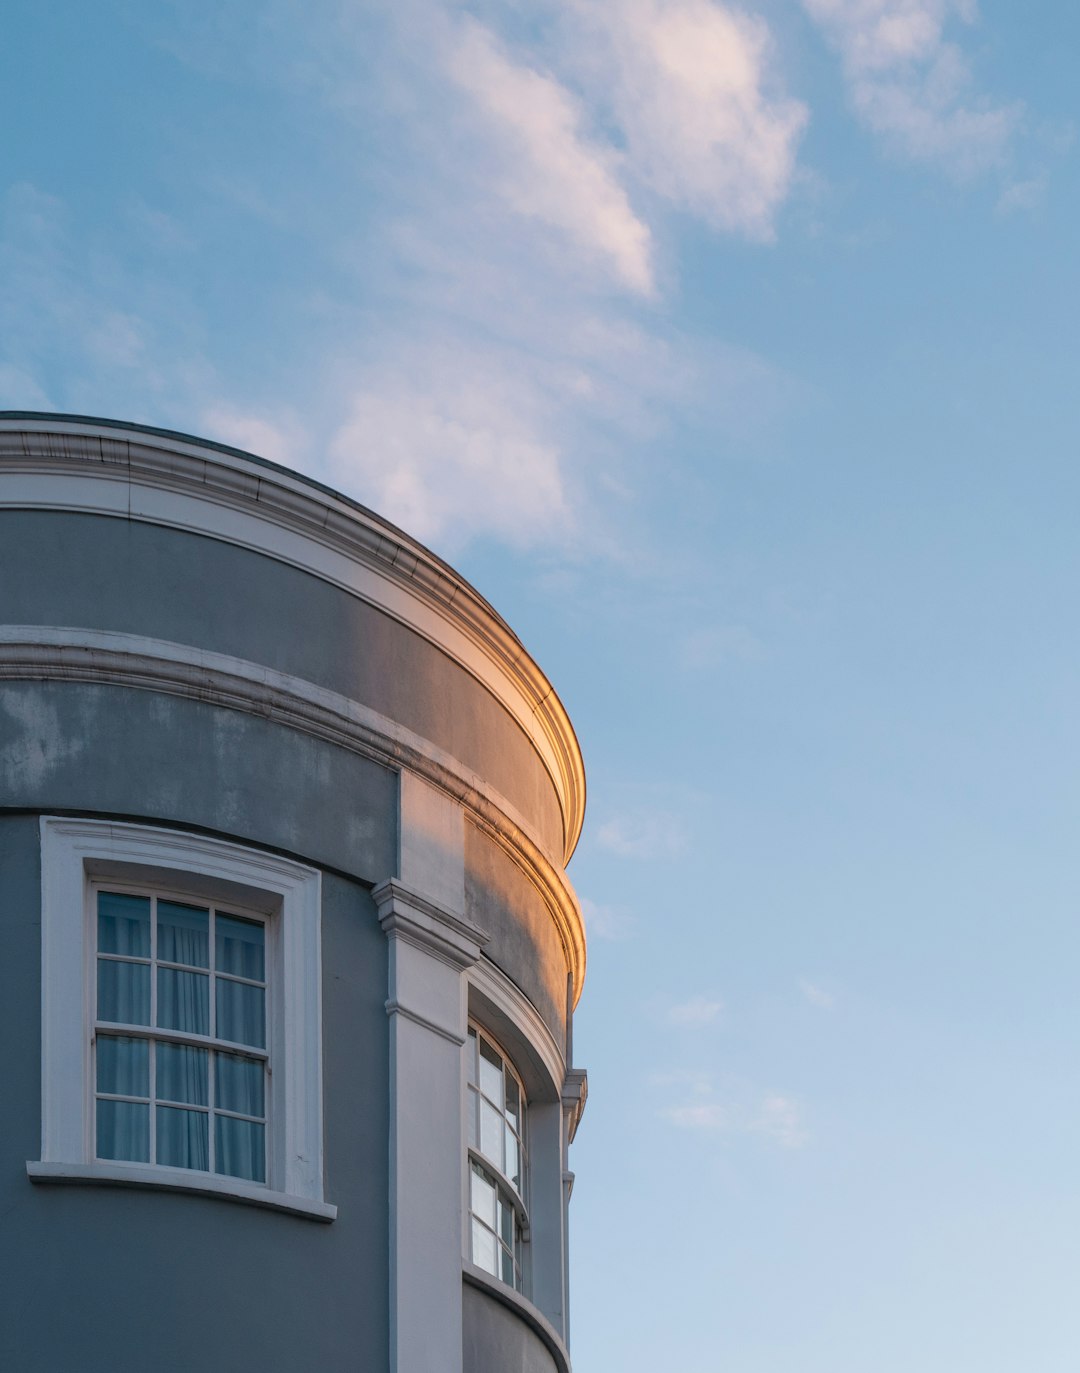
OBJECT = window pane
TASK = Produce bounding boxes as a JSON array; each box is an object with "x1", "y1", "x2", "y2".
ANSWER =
[
  {"x1": 501, "y1": 1247, "x2": 516, "y2": 1288},
  {"x1": 216, "y1": 978, "x2": 265, "y2": 1048},
  {"x1": 97, "y1": 1035, "x2": 148, "y2": 1098},
  {"x1": 467, "y1": 1086, "x2": 478, "y2": 1150},
  {"x1": 157, "y1": 968, "x2": 209, "y2": 1036},
  {"x1": 499, "y1": 1194, "x2": 514, "y2": 1247},
  {"x1": 504, "y1": 1073, "x2": 519, "y2": 1128},
  {"x1": 216, "y1": 1053, "x2": 264, "y2": 1118},
  {"x1": 478, "y1": 1037, "x2": 502, "y2": 1105},
  {"x1": 157, "y1": 901, "x2": 209, "y2": 968},
  {"x1": 216, "y1": 914, "x2": 264, "y2": 981},
  {"x1": 480, "y1": 1099, "x2": 504, "y2": 1170},
  {"x1": 471, "y1": 1218, "x2": 497, "y2": 1277},
  {"x1": 97, "y1": 1099, "x2": 149, "y2": 1162},
  {"x1": 466, "y1": 1027, "x2": 478, "y2": 1086},
  {"x1": 470, "y1": 1162, "x2": 497, "y2": 1228},
  {"x1": 215, "y1": 1114, "x2": 265, "y2": 1183},
  {"x1": 157, "y1": 1043, "x2": 208, "y2": 1106},
  {"x1": 97, "y1": 892, "x2": 150, "y2": 958},
  {"x1": 98, "y1": 959, "x2": 150, "y2": 1026},
  {"x1": 505, "y1": 1131, "x2": 519, "y2": 1193},
  {"x1": 157, "y1": 1105, "x2": 209, "y2": 1171}
]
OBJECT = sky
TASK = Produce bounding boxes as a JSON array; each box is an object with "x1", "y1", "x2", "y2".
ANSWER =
[{"x1": 4, "y1": 2, "x2": 1080, "y2": 1368}]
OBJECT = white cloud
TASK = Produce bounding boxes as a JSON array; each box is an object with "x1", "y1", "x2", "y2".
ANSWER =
[
  {"x1": 580, "y1": 896, "x2": 636, "y2": 940},
  {"x1": 595, "y1": 809, "x2": 688, "y2": 859},
  {"x1": 668, "y1": 995, "x2": 724, "y2": 1026},
  {"x1": 799, "y1": 978, "x2": 835, "y2": 1009},
  {"x1": 200, "y1": 406, "x2": 301, "y2": 467},
  {"x1": 325, "y1": 342, "x2": 572, "y2": 551},
  {"x1": 802, "y1": 0, "x2": 1021, "y2": 177},
  {"x1": 664, "y1": 1087, "x2": 808, "y2": 1148},
  {"x1": 571, "y1": 0, "x2": 808, "y2": 240},
  {"x1": 446, "y1": 18, "x2": 654, "y2": 294}
]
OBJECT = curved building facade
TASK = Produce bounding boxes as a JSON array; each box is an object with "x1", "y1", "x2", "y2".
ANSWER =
[{"x1": 0, "y1": 413, "x2": 588, "y2": 1373}]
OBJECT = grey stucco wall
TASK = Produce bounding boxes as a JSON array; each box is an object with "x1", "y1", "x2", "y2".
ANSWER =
[
  {"x1": 0, "y1": 509, "x2": 565, "y2": 861},
  {"x1": 0, "y1": 680, "x2": 396, "y2": 882},
  {"x1": 463, "y1": 1282, "x2": 560, "y2": 1373},
  {"x1": 465, "y1": 823, "x2": 569, "y2": 1058},
  {"x1": 0, "y1": 819, "x2": 391, "y2": 1373}
]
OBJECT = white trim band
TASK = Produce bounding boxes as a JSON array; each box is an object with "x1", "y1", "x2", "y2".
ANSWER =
[{"x1": 26, "y1": 1161, "x2": 337, "y2": 1221}]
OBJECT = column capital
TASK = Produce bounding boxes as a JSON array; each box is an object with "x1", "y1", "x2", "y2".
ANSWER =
[{"x1": 372, "y1": 878, "x2": 488, "y2": 971}]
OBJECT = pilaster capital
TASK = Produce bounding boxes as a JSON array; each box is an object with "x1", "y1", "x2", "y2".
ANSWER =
[{"x1": 372, "y1": 878, "x2": 488, "y2": 971}]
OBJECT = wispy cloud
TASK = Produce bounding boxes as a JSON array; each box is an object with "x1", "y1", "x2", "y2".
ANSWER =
[
  {"x1": 568, "y1": 0, "x2": 808, "y2": 240},
  {"x1": 802, "y1": 0, "x2": 1021, "y2": 178},
  {"x1": 799, "y1": 978, "x2": 835, "y2": 1009},
  {"x1": 447, "y1": 18, "x2": 654, "y2": 295},
  {"x1": 668, "y1": 995, "x2": 724, "y2": 1026},
  {"x1": 664, "y1": 1087, "x2": 808, "y2": 1148},
  {"x1": 595, "y1": 809, "x2": 688, "y2": 859},
  {"x1": 580, "y1": 896, "x2": 637, "y2": 941}
]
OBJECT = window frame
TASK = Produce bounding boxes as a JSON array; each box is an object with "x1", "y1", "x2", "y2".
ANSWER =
[
  {"x1": 91, "y1": 880, "x2": 271, "y2": 1182},
  {"x1": 466, "y1": 1020, "x2": 530, "y2": 1291},
  {"x1": 30, "y1": 817, "x2": 334, "y2": 1221}
]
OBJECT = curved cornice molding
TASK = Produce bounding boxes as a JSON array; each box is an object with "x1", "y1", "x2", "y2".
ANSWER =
[
  {"x1": 0, "y1": 627, "x2": 586, "y2": 1007},
  {"x1": 0, "y1": 412, "x2": 586, "y2": 865}
]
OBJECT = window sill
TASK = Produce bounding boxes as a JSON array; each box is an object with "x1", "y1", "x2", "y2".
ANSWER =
[
  {"x1": 462, "y1": 1261, "x2": 571, "y2": 1373},
  {"x1": 27, "y1": 1160, "x2": 337, "y2": 1222}
]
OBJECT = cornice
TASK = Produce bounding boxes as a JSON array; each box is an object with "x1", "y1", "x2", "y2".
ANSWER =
[
  {"x1": 0, "y1": 412, "x2": 586, "y2": 865},
  {"x1": 0, "y1": 628, "x2": 587, "y2": 1006}
]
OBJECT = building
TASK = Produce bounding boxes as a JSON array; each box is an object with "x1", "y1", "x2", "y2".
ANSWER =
[{"x1": 0, "y1": 413, "x2": 588, "y2": 1373}]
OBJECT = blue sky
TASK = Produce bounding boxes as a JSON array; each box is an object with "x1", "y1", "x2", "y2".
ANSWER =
[{"x1": 5, "y1": 2, "x2": 1080, "y2": 1368}]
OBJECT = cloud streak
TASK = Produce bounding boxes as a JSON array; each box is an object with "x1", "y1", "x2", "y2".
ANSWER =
[{"x1": 802, "y1": 0, "x2": 1021, "y2": 177}]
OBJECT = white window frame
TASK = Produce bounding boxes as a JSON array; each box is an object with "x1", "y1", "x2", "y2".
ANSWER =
[
  {"x1": 466, "y1": 1021, "x2": 529, "y2": 1291},
  {"x1": 29, "y1": 817, "x2": 335, "y2": 1221}
]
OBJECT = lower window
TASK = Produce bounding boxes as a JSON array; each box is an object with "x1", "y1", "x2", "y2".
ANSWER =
[
  {"x1": 466, "y1": 1024, "x2": 527, "y2": 1290},
  {"x1": 35, "y1": 817, "x2": 330, "y2": 1217},
  {"x1": 94, "y1": 886, "x2": 268, "y2": 1183}
]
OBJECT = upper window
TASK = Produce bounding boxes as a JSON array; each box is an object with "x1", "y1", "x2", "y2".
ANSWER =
[
  {"x1": 94, "y1": 886, "x2": 269, "y2": 1183},
  {"x1": 466, "y1": 1023, "x2": 527, "y2": 1290},
  {"x1": 33, "y1": 818, "x2": 333, "y2": 1220}
]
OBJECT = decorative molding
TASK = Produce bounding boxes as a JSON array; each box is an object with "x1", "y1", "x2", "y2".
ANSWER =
[
  {"x1": 373, "y1": 879, "x2": 489, "y2": 973},
  {"x1": 0, "y1": 413, "x2": 585, "y2": 865},
  {"x1": 26, "y1": 1161, "x2": 337, "y2": 1222},
  {"x1": 0, "y1": 626, "x2": 586, "y2": 1007},
  {"x1": 468, "y1": 957, "x2": 565, "y2": 1099},
  {"x1": 462, "y1": 1261, "x2": 573, "y2": 1373},
  {"x1": 561, "y1": 1069, "x2": 588, "y2": 1144},
  {"x1": 384, "y1": 999, "x2": 469, "y2": 1047}
]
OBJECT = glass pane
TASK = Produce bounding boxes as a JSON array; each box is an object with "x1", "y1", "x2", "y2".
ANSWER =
[
  {"x1": 501, "y1": 1247, "x2": 516, "y2": 1288},
  {"x1": 467, "y1": 1086, "x2": 478, "y2": 1150},
  {"x1": 505, "y1": 1131, "x2": 520, "y2": 1192},
  {"x1": 157, "y1": 1042, "x2": 208, "y2": 1106},
  {"x1": 471, "y1": 1218, "x2": 497, "y2": 1276},
  {"x1": 97, "y1": 1036, "x2": 148, "y2": 1097},
  {"x1": 157, "y1": 901, "x2": 209, "y2": 968},
  {"x1": 157, "y1": 968, "x2": 209, "y2": 1036},
  {"x1": 215, "y1": 1114, "x2": 265, "y2": 1183},
  {"x1": 216, "y1": 915, "x2": 264, "y2": 981},
  {"x1": 97, "y1": 892, "x2": 150, "y2": 958},
  {"x1": 499, "y1": 1194, "x2": 514, "y2": 1247},
  {"x1": 504, "y1": 1073, "x2": 519, "y2": 1128},
  {"x1": 216, "y1": 1053, "x2": 264, "y2": 1117},
  {"x1": 480, "y1": 1099, "x2": 503, "y2": 1170},
  {"x1": 478, "y1": 1037, "x2": 502, "y2": 1105},
  {"x1": 470, "y1": 1162, "x2": 497, "y2": 1229},
  {"x1": 466, "y1": 1027, "x2": 478, "y2": 1086},
  {"x1": 98, "y1": 959, "x2": 150, "y2": 1026},
  {"x1": 97, "y1": 1098, "x2": 149, "y2": 1162},
  {"x1": 216, "y1": 978, "x2": 265, "y2": 1048},
  {"x1": 157, "y1": 1105, "x2": 209, "y2": 1171}
]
